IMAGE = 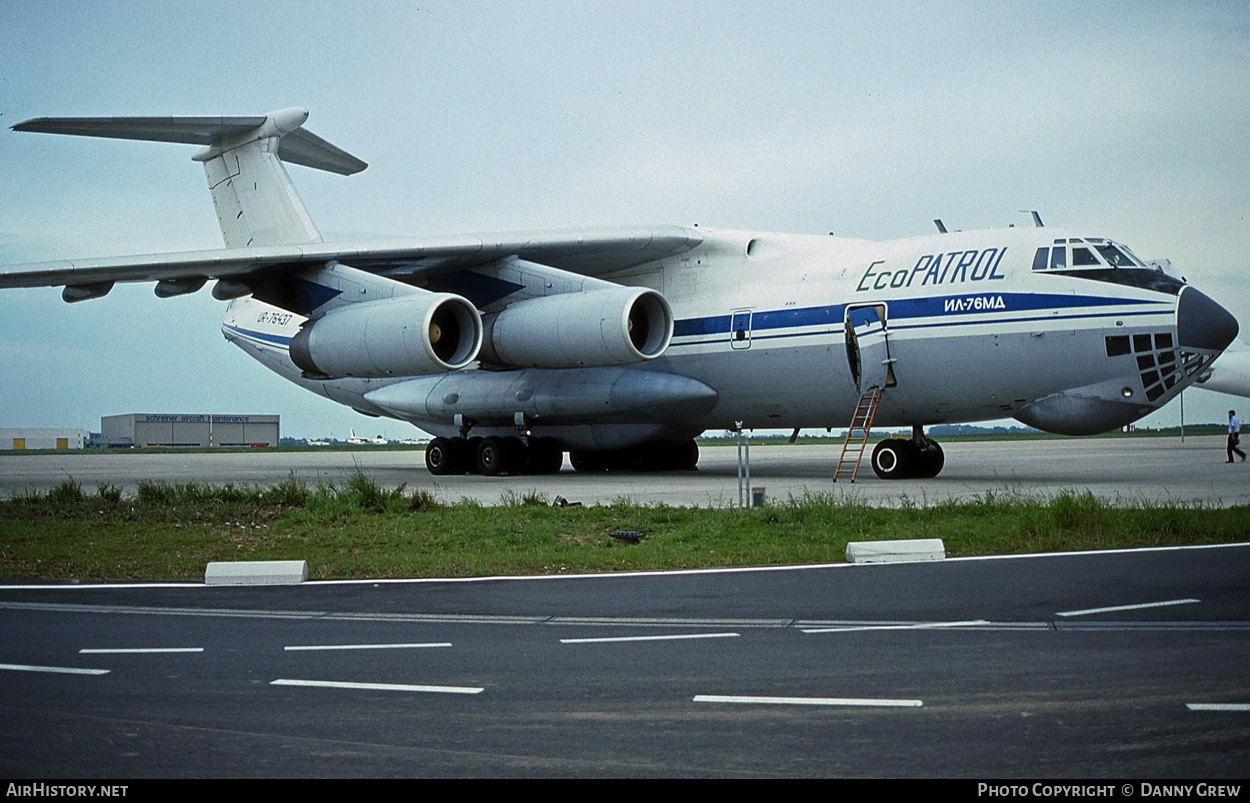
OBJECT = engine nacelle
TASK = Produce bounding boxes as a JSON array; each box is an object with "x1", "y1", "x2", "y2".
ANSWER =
[
  {"x1": 480, "y1": 287, "x2": 673, "y2": 368},
  {"x1": 289, "y1": 292, "x2": 482, "y2": 378}
]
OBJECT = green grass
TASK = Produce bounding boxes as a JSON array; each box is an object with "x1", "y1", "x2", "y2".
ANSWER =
[{"x1": 1, "y1": 473, "x2": 1246, "y2": 581}]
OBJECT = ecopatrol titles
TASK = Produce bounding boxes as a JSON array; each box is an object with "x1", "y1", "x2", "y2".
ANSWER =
[{"x1": 857, "y1": 247, "x2": 1008, "y2": 292}]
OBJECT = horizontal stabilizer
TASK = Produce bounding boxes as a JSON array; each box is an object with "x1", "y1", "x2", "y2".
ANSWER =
[{"x1": 13, "y1": 109, "x2": 367, "y2": 175}]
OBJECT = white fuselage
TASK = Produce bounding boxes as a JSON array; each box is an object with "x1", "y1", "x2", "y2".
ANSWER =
[{"x1": 222, "y1": 223, "x2": 1219, "y2": 450}]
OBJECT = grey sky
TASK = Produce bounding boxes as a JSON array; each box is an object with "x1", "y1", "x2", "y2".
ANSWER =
[{"x1": 1, "y1": 1, "x2": 1247, "y2": 437}]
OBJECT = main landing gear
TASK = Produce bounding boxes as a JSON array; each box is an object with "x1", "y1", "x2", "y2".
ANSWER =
[
  {"x1": 425, "y1": 435, "x2": 564, "y2": 476},
  {"x1": 569, "y1": 440, "x2": 699, "y2": 473},
  {"x1": 870, "y1": 427, "x2": 945, "y2": 479},
  {"x1": 425, "y1": 436, "x2": 701, "y2": 476}
]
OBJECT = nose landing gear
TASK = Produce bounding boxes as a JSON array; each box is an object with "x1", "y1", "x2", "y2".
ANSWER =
[{"x1": 870, "y1": 427, "x2": 945, "y2": 479}]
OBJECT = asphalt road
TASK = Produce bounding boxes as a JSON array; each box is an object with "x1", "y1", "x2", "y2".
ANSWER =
[
  {"x1": 2, "y1": 543, "x2": 1248, "y2": 778},
  {"x1": 0, "y1": 435, "x2": 1246, "y2": 507}
]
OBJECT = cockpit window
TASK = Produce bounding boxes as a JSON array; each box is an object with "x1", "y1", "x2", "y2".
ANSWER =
[
  {"x1": 1095, "y1": 244, "x2": 1143, "y2": 268},
  {"x1": 1035, "y1": 236, "x2": 1184, "y2": 293},
  {"x1": 1072, "y1": 247, "x2": 1100, "y2": 266}
]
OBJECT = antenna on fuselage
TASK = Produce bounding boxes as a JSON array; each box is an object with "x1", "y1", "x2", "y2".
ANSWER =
[
  {"x1": 933, "y1": 219, "x2": 948, "y2": 234},
  {"x1": 1021, "y1": 210, "x2": 1045, "y2": 228}
]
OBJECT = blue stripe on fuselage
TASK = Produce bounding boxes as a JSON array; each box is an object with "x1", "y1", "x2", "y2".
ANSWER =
[
  {"x1": 223, "y1": 323, "x2": 292, "y2": 348},
  {"x1": 671, "y1": 292, "x2": 1168, "y2": 338},
  {"x1": 224, "y1": 292, "x2": 1169, "y2": 355}
]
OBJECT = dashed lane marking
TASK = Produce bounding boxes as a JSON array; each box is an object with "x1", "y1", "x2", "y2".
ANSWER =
[
  {"x1": 0, "y1": 662, "x2": 109, "y2": 676},
  {"x1": 560, "y1": 632, "x2": 739, "y2": 644},
  {"x1": 284, "y1": 642, "x2": 452, "y2": 651},
  {"x1": 1056, "y1": 599, "x2": 1199, "y2": 617},
  {"x1": 694, "y1": 695, "x2": 922, "y2": 707},
  {"x1": 271, "y1": 678, "x2": 483, "y2": 694},
  {"x1": 79, "y1": 647, "x2": 204, "y2": 654}
]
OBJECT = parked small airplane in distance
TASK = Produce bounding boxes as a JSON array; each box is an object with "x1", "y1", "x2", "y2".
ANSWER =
[
  {"x1": 2, "y1": 108, "x2": 1241, "y2": 478},
  {"x1": 347, "y1": 430, "x2": 389, "y2": 446}
]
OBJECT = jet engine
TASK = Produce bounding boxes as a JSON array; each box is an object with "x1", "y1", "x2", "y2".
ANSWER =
[
  {"x1": 479, "y1": 287, "x2": 674, "y2": 368},
  {"x1": 289, "y1": 292, "x2": 482, "y2": 378}
]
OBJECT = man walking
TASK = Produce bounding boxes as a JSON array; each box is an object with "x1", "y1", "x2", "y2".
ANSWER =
[{"x1": 1229, "y1": 410, "x2": 1246, "y2": 463}]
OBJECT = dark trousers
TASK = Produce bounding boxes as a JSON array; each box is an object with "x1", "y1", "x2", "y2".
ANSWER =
[{"x1": 1229, "y1": 433, "x2": 1245, "y2": 462}]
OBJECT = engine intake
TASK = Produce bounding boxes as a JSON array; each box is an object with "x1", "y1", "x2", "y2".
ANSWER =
[
  {"x1": 289, "y1": 292, "x2": 482, "y2": 378},
  {"x1": 481, "y1": 287, "x2": 673, "y2": 368}
]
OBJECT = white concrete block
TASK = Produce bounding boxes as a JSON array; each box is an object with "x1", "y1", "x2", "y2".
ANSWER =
[
  {"x1": 846, "y1": 539, "x2": 945, "y2": 564},
  {"x1": 205, "y1": 560, "x2": 308, "y2": 585}
]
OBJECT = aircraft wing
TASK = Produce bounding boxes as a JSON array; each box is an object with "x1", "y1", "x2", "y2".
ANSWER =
[{"x1": 0, "y1": 226, "x2": 702, "y2": 291}]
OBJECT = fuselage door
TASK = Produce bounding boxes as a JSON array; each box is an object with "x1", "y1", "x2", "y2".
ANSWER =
[
  {"x1": 845, "y1": 303, "x2": 895, "y2": 393},
  {"x1": 730, "y1": 309, "x2": 753, "y2": 350}
]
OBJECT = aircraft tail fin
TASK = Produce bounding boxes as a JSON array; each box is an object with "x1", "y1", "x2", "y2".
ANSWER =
[{"x1": 13, "y1": 107, "x2": 367, "y2": 249}]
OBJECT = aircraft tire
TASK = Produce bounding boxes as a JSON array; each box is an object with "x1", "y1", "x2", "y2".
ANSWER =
[
  {"x1": 425, "y1": 437, "x2": 464, "y2": 475},
  {"x1": 476, "y1": 436, "x2": 516, "y2": 476},
  {"x1": 871, "y1": 439, "x2": 913, "y2": 479},
  {"x1": 527, "y1": 437, "x2": 564, "y2": 474},
  {"x1": 915, "y1": 441, "x2": 944, "y2": 478},
  {"x1": 569, "y1": 451, "x2": 609, "y2": 472},
  {"x1": 638, "y1": 440, "x2": 699, "y2": 471},
  {"x1": 669, "y1": 439, "x2": 700, "y2": 471}
]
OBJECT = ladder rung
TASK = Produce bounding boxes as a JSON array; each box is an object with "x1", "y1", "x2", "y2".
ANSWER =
[{"x1": 834, "y1": 388, "x2": 883, "y2": 482}]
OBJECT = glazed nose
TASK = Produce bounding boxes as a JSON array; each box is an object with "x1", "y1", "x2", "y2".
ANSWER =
[{"x1": 1177, "y1": 286, "x2": 1239, "y2": 351}]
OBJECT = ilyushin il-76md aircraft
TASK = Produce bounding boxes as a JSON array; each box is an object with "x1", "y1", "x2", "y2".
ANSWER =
[{"x1": 2, "y1": 108, "x2": 1241, "y2": 478}]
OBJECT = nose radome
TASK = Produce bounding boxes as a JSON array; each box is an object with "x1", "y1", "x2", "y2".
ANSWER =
[{"x1": 1177, "y1": 287, "x2": 1239, "y2": 351}]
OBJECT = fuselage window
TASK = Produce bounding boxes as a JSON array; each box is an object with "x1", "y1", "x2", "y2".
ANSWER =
[
  {"x1": 1032, "y1": 247, "x2": 1050, "y2": 271},
  {"x1": 1050, "y1": 246, "x2": 1067, "y2": 269},
  {"x1": 1072, "y1": 247, "x2": 1100, "y2": 266}
]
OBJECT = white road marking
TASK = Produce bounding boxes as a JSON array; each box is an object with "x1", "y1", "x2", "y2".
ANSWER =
[
  {"x1": 0, "y1": 662, "x2": 109, "y2": 676},
  {"x1": 1187, "y1": 703, "x2": 1250, "y2": 712},
  {"x1": 1056, "y1": 599, "x2": 1199, "y2": 617},
  {"x1": 694, "y1": 695, "x2": 922, "y2": 708},
  {"x1": 79, "y1": 647, "x2": 203, "y2": 654},
  {"x1": 560, "y1": 632, "x2": 739, "y2": 644},
  {"x1": 271, "y1": 678, "x2": 483, "y2": 694},
  {"x1": 802, "y1": 619, "x2": 989, "y2": 634},
  {"x1": 283, "y1": 642, "x2": 451, "y2": 652}
]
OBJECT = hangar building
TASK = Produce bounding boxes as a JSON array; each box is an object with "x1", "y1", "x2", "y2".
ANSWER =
[
  {"x1": 100, "y1": 414, "x2": 279, "y2": 448},
  {"x1": 1, "y1": 428, "x2": 87, "y2": 450}
]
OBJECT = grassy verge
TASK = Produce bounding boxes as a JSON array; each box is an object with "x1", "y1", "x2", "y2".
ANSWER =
[{"x1": 1, "y1": 473, "x2": 1246, "y2": 581}]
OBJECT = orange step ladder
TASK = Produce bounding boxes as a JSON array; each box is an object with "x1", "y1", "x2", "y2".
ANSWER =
[{"x1": 833, "y1": 388, "x2": 882, "y2": 482}]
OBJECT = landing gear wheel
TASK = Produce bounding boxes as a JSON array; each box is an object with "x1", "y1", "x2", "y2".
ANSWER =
[
  {"x1": 637, "y1": 440, "x2": 700, "y2": 471},
  {"x1": 915, "y1": 441, "x2": 944, "y2": 479},
  {"x1": 527, "y1": 437, "x2": 564, "y2": 474},
  {"x1": 871, "y1": 439, "x2": 915, "y2": 479},
  {"x1": 425, "y1": 437, "x2": 467, "y2": 475},
  {"x1": 569, "y1": 451, "x2": 610, "y2": 472},
  {"x1": 476, "y1": 436, "x2": 517, "y2": 476},
  {"x1": 673, "y1": 439, "x2": 700, "y2": 471}
]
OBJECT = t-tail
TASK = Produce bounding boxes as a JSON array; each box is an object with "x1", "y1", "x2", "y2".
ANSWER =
[{"x1": 13, "y1": 107, "x2": 366, "y2": 249}]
